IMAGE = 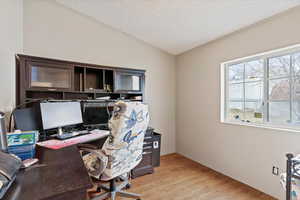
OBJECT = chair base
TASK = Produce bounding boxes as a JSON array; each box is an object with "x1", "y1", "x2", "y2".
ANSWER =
[{"x1": 90, "y1": 179, "x2": 141, "y2": 200}]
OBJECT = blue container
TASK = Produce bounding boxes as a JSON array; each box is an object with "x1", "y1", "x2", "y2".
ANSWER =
[
  {"x1": 8, "y1": 144, "x2": 35, "y2": 153},
  {"x1": 8, "y1": 144, "x2": 35, "y2": 160},
  {"x1": 12, "y1": 151, "x2": 35, "y2": 160},
  {"x1": 7, "y1": 131, "x2": 38, "y2": 160}
]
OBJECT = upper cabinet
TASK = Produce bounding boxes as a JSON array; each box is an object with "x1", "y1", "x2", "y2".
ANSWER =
[
  {"x1": 16, "y1": 54, "x2": 145, "y2": 105},
  {"x1": 114, "y1": 70, "x2": 145, "y2": 93},
  {"x1": 26, "y1": 61, "x2": 73, "y2": 91}
]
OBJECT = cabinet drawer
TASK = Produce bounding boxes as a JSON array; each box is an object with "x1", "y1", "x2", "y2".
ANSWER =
[
  {"x1": 142, "y1": 150, "x2": 152, "y2": 155},
  {"x1": 144, "y1": 136, "x2": 152, "y2": 140},
  {"x1": 143, "y1": 141, "x2": 152, "y2": 145},
  {"x1": 131, "y1": 152, "x2": 154, "y2": 178},
  {"x1": 140, "y1": 152, "x2": 153, "y2": 165},
  {"x1": 143, "y1": 141, "x2": 153, "y2": 149}
]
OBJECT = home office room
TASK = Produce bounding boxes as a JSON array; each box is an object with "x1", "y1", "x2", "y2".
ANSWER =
[{"x1": 1, "y1": 0, "x2": 300, "y2": 200}]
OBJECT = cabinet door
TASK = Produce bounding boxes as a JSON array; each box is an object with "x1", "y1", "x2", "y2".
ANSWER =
[
  {"x1": 27, "y1": 62, "x2": 73, "y2": 91},
  {"x1": 114, "y1": 71, "x2": 144, "y2": 93}
]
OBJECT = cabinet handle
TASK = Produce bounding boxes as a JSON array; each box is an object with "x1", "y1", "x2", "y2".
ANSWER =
[
  {"x1": 143, "y1": 151, "x2": 152, "y2": 155},
  {"x1": 143, "y1": 146, "x2": 152, "y2": 150},
  {"x1": 143, "y1": 142, "x2": 152, "y2": 145}
]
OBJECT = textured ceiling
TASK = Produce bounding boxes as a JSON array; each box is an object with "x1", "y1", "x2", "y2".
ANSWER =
[{"x1": 55, "y1": 0, "x2": 300, "y2": 55}]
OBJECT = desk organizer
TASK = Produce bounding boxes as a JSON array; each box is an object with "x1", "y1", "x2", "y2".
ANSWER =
[{"x1": 7, "y1": 131, "x2": 39, "y2": 160}]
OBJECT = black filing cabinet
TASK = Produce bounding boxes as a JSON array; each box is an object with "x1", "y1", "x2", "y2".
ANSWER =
[{"x1": 131, "y1": 128, "x2": 161, "y2": 178}]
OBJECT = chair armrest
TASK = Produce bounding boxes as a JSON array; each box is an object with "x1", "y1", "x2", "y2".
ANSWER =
[
  {"x1": 80, "y1": 148, "x2": 108, "y2": 179},
  {"x1": 104, "y1": 143, "x2": 128, "y2": 151}
]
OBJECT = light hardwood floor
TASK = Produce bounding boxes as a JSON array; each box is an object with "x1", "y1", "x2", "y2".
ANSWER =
[{"x1": 123, "y1": 154, "x2": 276, "y2": 200}]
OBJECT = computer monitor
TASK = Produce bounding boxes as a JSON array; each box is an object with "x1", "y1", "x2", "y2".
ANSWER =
[
  {"x1": 82, "y1": 102, "x2": 113, "y2": 127},
  {"x1": 14, "y1": 107, "x2": 42, "y2": 131},
  {"x1": 40, "y1": 102, "x2": 83, "y2": 134}
]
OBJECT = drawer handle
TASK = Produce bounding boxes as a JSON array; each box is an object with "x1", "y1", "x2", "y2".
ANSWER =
[
  {"x1": 144, "y1": 136, "x2": 152, "y2": 140},
  {"x1": 143, "y1": 146, "x2": 152, "y2": 150},
  {"x1": 143, "y1": 142, "x2": 152, "y2": 145},
  {"x1": 143, "y1": 151, "x2": 152, "y2": 155}
]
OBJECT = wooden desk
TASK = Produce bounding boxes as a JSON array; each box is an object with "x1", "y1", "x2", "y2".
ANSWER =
[{"x1": 3, "y1": 145, "x2": 93, "y2": 200}]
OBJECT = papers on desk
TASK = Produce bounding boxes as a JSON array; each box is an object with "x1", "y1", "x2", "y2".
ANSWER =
[{"x1": 37, "y1": 130, "x2": 109, "y2": 150}]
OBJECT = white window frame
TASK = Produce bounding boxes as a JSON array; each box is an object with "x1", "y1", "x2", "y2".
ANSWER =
[{"x1": 220, "y1": 44, "x2": 300, "y2": 133}]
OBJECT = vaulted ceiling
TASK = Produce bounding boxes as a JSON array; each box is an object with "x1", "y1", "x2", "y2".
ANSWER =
[{"x1": 55, "y1": 0, "x2": 300, "y2": 55}]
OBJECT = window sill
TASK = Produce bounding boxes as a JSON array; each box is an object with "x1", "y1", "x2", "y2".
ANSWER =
[{"x1": 221, "y1": 120, "x2": 300, "y2": 133}]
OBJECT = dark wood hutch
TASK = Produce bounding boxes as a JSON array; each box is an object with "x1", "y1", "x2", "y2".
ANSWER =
[
  {"x1": 16, "y1": 54, "x2": 145, "y2": 105},
  {"x1": 15, "y1": 54, "x2": 160, "y2": 178}
]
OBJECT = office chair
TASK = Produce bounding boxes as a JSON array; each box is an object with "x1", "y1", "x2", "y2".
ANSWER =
[{"x1": 79, "y1": 101, "x2": 150, "y2": 200}]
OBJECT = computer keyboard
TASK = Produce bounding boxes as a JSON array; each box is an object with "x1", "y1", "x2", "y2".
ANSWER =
[{"x1": 56, "y1": 130, "x2": 90, "y2": 140}]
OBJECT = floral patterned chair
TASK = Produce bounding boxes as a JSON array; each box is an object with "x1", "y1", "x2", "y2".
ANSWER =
[{"x1": 80, "y1": 101, "x2": 150, "y2": 200}]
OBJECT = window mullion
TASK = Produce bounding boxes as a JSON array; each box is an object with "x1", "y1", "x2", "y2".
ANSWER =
[
  {"x1": 263, "y1": 58, "x2": 269, "y2": 123},
  {"x1": 243, "y1": 63, "x2": 246, "y2": 121},
  {"x1": 224, "y1": 65, "x2": 227, "y2": 120},
  {"x1": 290, "y1": 55, "x2": 294, "y2": 123}
]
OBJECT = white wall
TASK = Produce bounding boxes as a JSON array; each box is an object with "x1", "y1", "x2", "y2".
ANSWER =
[
  {"x1": 176, "y1": 6, "x2": 300, "y2": 199},
  {"x1": 7, "y1": 1, "x2": 299, "y2": 197},
  {"x1": 23, "y1": 0, "x2": 176, "y2": 155},
  {"x1": 0, "y1": 0, "x2": 23, "y2": 112}
]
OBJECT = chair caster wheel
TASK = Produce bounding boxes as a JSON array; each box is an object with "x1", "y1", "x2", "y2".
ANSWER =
[{"x1": 125, "y1": 183, "x2": 131, "y2": 189}]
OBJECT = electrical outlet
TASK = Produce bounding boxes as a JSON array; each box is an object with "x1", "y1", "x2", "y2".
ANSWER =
[{"x1": 272, "y1": 166, "x2": 279, "y2": 176}]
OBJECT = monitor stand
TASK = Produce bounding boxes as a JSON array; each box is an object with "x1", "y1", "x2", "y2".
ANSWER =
[
  {"x1": 55, "y1": 127, "x2": 89, "y2": 140},
  {"x1": 56, "y1": 127, "x2": 75, "y2": 140},
  {"x1": 57, "y1": 127, "x2": 64, "y2": 137}
]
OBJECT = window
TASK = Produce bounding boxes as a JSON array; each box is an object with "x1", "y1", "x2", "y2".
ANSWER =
[
  {"x1": 222, "y1": 45, "x2": 300, "y2": 131},
  {"x1": 227, "y1": 60, "x2": 264, "y2": 123}
]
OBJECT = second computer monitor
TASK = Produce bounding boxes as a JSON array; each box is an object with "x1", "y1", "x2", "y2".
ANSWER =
[{"x1": 82, "y1": 102, "x2": 113, "y2": 127}]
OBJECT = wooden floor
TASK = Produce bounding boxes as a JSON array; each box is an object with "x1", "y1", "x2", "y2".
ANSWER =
[{"x1": 123, "y1": 154, "x2": 276, "y2": 200}]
